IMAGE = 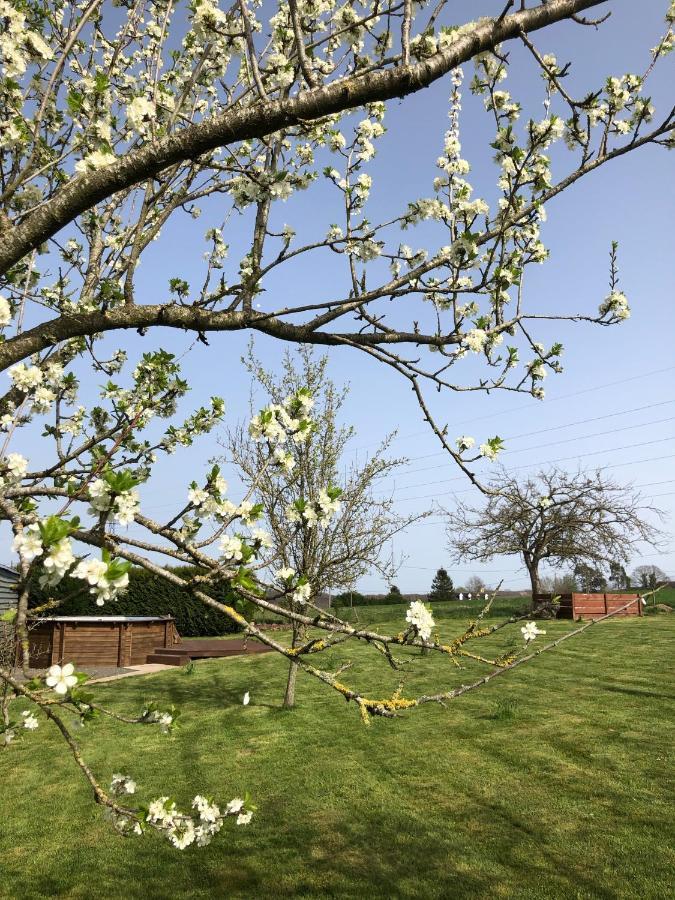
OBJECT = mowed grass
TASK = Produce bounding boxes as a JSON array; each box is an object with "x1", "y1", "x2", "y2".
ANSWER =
[{"x1": 1, "y1": 598, "x2": 674, "y2": 900}]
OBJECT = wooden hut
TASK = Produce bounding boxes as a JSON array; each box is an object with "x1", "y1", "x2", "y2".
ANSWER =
[
  {"x1": 0, "y1": 564, "x2": 18, "y2": 617},
  {"x1": 535, "y1": 592, "x2": 643, "y2": 621},
  {"x1": 22, "y1": 616, "x2": 180, "y2": 668}
]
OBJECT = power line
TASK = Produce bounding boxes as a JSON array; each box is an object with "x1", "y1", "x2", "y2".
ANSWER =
[
  {"x1": 390, "y1": 399, "x2": 675, "y2": 468},
  {"x1": 404, "y1": 480, "x2": 675, "y2": 517},
  {"x1": 393, "y1": 415, "x2": 675, "y2": 479},
  {"x1": 349, "y1": 366, "x2": 675, "y2": 453},
  {"x1": 387, "y1": 449, "x2": 675, "y2": 503}
]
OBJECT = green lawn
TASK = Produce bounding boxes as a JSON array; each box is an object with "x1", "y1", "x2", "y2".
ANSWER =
[{"x1": 1, "y1": 600, "x2": 674, "y2": 899}]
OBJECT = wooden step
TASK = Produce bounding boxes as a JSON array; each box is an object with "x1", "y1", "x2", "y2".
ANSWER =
[{"x1": 146, "y1": 652, "x2": 191, "y2": 666}]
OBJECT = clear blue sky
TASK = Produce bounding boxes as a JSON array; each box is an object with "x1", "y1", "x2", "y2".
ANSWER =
[{"x1": 4, "y1": 3, "x2": 674, "y2": 592}]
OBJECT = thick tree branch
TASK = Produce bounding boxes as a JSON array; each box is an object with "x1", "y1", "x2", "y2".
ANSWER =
[{"x1": 0, "y1": 0, "x2": 607, "y2": 275}]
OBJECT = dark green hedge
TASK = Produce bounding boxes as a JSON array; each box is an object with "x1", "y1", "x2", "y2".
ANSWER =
[
  {"x1": 332, "y1": 591, "x2": 410, "y2": 608},
  {"x1": 29, "y1": 566, "x2": 247, "y2": 637}
]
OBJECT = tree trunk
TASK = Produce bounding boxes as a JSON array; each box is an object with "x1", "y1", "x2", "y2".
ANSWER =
[
  {"x1": 282, "y1": 657, "x2": 299, "y2": 709},
  {"x1": 528, "y1": 564, "x2": 541, "y2": 609},
  {"x1": 282, "y1": 622, "x2": 302, "y2": 709}
]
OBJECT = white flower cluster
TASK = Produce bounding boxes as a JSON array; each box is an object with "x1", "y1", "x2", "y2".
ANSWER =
[
  {"x1": 479, "y1": 443, "x2": 499, "y2": 461},
  {"x1": 71, "y1": 558, "x2": 129, "y2": 605},
  {"x1": 0, "y1": 452, "x2": 28, "y2": 487},
  {"x1": 22, "y1": 710, "x2": 39, "y2": 730},
  {"x1": 127, "y1": 96, "x2": 155, "y2": 136},
  {"x1": 463, "y1": 328, "x2": 488, "y2": 354},
  {"x1": 111, "y1": 773, "x2": 137, "y2": 795},
  {"x1": 220, "y1": 535, "x2": 244, "y2": 562},
  {"x1": 599, "y1": 290, "x2": 630, "y2": 321},
  {"x1": 406, "y1": 601, "x2": 436, "y2": 641},
  {"x1": 0, "y1": 295, "x2": 13, "y2": 328},
  {"x1": 286, "y1": 489, "x2": 342, "y2": 530},
  {"x1": 0, "y1": 0, "x2": 53, "y2": 79},
  {"x1": 11, "y1": 523, "x2": 43, "y2": 562},
  {"x1": 140, "y1": 708, "x2": 174, "y2": 733},
  {"x1": 143, "y1": 793, "x2": 252, "y2": 850},
  {"x1": 40, "y1": 538, "x2": 75, "y2": 587},
  {"x1": 521, "y1": 621, "x2": 546, "y2": 643},
  {"x1": 74, "y1": 150, "x2": 115, "y2": 174},
  {"x1": 7, "y1": 361, "x2": 66, "y2": 415},
  {"x1": 292, "y1": 582, "x2": 311, "y2": 605},
  {"x1": 8, "y1": 363, "x2": 43, "y2": 392},
  {"x1": 88, "y1": 480, "x2": 140, "y2": 526},
  {"x1": 249, "y1": 392, "x2": 314, "y2": 446},
  {"x1": 456, "y1": 435, "x2": 475, "y2": 452}
]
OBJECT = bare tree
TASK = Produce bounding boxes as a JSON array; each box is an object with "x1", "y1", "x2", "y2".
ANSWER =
[
  {"x1": 465, "y1": 575, "x2": 488, "y2": 595},
  {"x1": 446, "y1": 468, "x2": 664, "y2": 603},
  {"x1": 226, "y1": 346, "x2": 427, "y2": 707},
  {"x1": 632, "y1": 564, "x2": 668, "y2": 589}
]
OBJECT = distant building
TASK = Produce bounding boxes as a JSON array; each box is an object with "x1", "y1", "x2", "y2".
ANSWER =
[{"x1": 0, "y1": 564, "x2": 19, "y2": 616}]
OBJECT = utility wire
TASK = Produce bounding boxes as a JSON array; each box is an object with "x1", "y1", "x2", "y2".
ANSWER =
[
  {"x1": 387, "y1": 448, "x2": 675, "y2": 503},
  {"x1": 393, "y1": 414, "x2": 675, "y2": 478},
  {"x1": 349, "y1": 366, "x2": 675, "y2": 453},
  {"x1": 390, "y1": 399, "x2": 675, "y2": 467}
]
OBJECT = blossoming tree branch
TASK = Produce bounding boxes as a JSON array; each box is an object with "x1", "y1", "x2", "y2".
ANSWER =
[{"x1": 0, "y1": 0, "x2": 673, "y2": 850}]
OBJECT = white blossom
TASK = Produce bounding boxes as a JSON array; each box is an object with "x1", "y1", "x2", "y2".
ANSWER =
[
  {"x1": 225, "y1": 798, "x2": 245, "y2": 815},
  {"x1": 74, "y1": 150, "x2": 116, "y2": 174},
  {"x1": 88, "y1": 479, "x2": 112, "y2": 513},
  {"x1": 479, "y1": 443, "x2": 500, "y2": 461},
  {"x1": 40, "y1": 538, "x2": 75, "y2": 586},
  {"x1": 521, "y1": 621, "x2": 546, "y2": 642},
  {"x1": 111, "y1": 774, "x2": 137, "y2": 795},
  {"x1": 8, "y1": 363, "x2": 43, "y2": 392},
  {"x1": 292, "y1": 583, "x2": 311, "y2": 604},
  {"x1": 0, "y1": 295, "x2": 12, "y2": 327},
  {"x1": 45, "y1": 662, "x2": 78, "y2": 695},
  {"x1": 251, "y1": 528, "x2": 272, "y2": 548},
  {"x1": 405, "y1": 601, "x2": 435, "y2": 641},
  {"x1": 220, "y1": 535, "x2": 244, "y2": 561},
  {"x1": 22, "y1": 711, "x2": 39, "y2": 730},
  {"x1": 3, "y1": 452, "x2": 28, "y2": 483},
  {"x1": 464, "y1": 328, "x2": 488, "y2": 353},
  {"x1": 12, "y1": 524, "x2": 43, "y2": 562},
  {"x1": 127, "y1": 96, "x2": 156, "y2": 135},
  {"x1": 188, "y1": 486, "x2": 209, "y2": 507},
  {"x1": 114, "y1": 491, "x2": 140, "y2": 526},
  {"x1": 599, "y1": 290, "x2": 630, "y2": 320}
]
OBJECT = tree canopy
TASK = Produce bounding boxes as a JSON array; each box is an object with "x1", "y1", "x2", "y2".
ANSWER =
[{"x1": 447, "y1": 468, "x2": 663, "y2": 599}]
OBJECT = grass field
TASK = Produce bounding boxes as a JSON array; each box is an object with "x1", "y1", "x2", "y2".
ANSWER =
[{"x1": 1, "y1": 598, "x2": 674, "y2": 899}]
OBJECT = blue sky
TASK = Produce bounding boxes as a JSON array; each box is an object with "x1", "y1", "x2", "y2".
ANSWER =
[{"x1": 4, "y1": 3, "x2": 674, "y2": 592}]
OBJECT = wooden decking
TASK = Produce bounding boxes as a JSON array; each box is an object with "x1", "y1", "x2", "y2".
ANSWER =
[{"x1": 146, "y1": 638, "x2": 272, "y2": 666}]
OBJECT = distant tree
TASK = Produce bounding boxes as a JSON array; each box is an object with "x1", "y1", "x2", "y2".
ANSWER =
[
  {"x1": 574, "y1": 563, "x2": 607, "y2": 592},
  {"x1": 609, "y1": 561, "x2": 631, "y2": 590},
  {"x1": 429, "y1": 569, "x2": 455, "y2": 602},
  {"x1": 465, "y1": 575, "x2": 487, "y2": 595},
  {"x1": 632, "y1": 565, "x2": 667, "y2": 590},
  {"x1": 540, "y1": 571, "x2": 577, "y2": 594},
  {"x1": 227, "y1": 347, "x2": 426, "y2": 708},
  {"x1": 447, "y1": 468, "x2": 663, "y2": 606},
  {"x1": 387, "y1": 584, "x2": 403, "y2": 598}
]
